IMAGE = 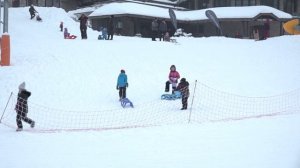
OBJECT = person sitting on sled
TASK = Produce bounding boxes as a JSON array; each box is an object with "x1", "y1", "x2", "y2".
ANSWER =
[
  {"x1": 64, "y1": 28, "x2": 77, "y2": 39},
  {"x1": 176, "y1": 78, "x2": 189, "y2": 110},
  {"x1": 165, "y1": 65, "x2": 180, "y2": 94},
  {"x1": 164, "y1": 32, "x2": 170, "y2": 42},
  {"x1": 98, "y1": 27, "x2": 108, "y2": 40}
]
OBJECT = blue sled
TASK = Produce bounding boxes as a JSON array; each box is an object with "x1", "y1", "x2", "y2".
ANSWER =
[
  {"x1": 161, "y1": 91, "x2": 181, "y2": 100},
  {"x1": 121, "y1": 98, "x2": 134, "y2": 108}
]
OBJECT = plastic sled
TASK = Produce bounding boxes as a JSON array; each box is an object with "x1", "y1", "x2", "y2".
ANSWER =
[
  {"x1": 121, "y1": 98, "x2": 134, "y2": 108},
  {"x1": 161, "y1": 91, "x2": 181, "y2": 100},
  {"x1": 65, "y1": 35, "x2": 77, "y2": 39}
]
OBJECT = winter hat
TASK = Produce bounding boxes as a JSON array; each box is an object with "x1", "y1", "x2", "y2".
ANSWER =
[
  {"x1": 18, "y1": 82, "x2": 26, "y2": 91},
  {"x1": 121, "y1": 69, "x2": 125, "y2": 73},
  {"x1": 180, "y1": 78, "x2": 186, "y2": 82},
  {"x1": 170, "y1": 65, "x2": 176, "y2": 71}
]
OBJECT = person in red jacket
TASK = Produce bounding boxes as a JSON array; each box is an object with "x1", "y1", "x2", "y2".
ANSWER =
[{"x1": 165, "y1": 65, "x2": 180, "y2": 93}]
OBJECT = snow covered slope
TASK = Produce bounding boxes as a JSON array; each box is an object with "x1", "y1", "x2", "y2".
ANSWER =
[
  {"x1": 1, "y1": 7, "x2": 300, "y2": 110},
  {"x1": 0, "y1": 6, "x2": 300, "y2": 168}
]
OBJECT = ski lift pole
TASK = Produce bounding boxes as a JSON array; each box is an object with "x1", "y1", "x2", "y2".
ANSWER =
[
  {"x1": 3, "y1": 0, "x2": 8, "y2": 33},
  {"x1": 0, "y1": 1, "x2": 2, "y2": 34},
  {"x1": 1, "y1": 0, "x2": 10, "y2": 66},
  {"x1": 188, "y1": 80, "x2": 197, "y2": 123},
  {"x1": 0, "y1": 92, "x2": 13, "y2": 123}
]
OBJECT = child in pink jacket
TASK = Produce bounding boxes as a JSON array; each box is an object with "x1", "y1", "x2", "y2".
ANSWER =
[{"x1": 165, "y1": 65, "x2": 180, "y2": 93}]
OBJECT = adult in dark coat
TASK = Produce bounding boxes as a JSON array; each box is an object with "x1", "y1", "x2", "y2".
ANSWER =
[
  {"x1": 15, "y1": 82, "x2": 35, "y2": 131},
  {"x1": 151, "y1": 18, "x2": 159, "y2": 41},
  {"x1": 107, "y1": 15, "x2": 115, "y2": 40},
  {"x1": 159, "y1": 19, "x2": 167, "y2": 41},
  {"x1": 29, "y1": 5, "x2": 37, "y2": 19},
  {"x1": 79, "y1": 14, "x2": 88, "y2": 39},
  {"x1": 263, "y1": 19, "x2": 270, "y2": 39},
  {"x1": 176, "y1": 78, "x2": 190, "y2": 110}
]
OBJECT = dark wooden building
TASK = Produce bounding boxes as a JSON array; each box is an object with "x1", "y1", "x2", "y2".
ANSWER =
[{"x1": 88, "y1": 2, "x2": 292, "y2": 38}]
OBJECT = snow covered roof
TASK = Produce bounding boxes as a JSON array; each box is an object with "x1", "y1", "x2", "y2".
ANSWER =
[
  {"x1": 128, "y1": 0, "x2": 186, "y2": 5},
  {"x1": 89, "y1": 2, "x2": 292, "y2": 21},
  {"x1": 68, "y1": 5, "x2": 101, "y2": 16},
  {"x1": 125, "y1": 0, "x2": 186, "y2": 10}
]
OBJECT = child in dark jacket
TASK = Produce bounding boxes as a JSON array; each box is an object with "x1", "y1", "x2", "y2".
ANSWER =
[
  {"x1": 176, "y1": 78, "x2": 189, "y2": 110},
  {"x1": 60, "y1": 22, "x2": 63, "y2": 32},
  {"x1": 15, "y1": 82, "x2": 35, "y2": 131}
]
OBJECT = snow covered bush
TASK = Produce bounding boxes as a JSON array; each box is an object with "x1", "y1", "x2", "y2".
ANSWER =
[{"x1": 173, "y1": 28, "x2": 193, "y2": 37}]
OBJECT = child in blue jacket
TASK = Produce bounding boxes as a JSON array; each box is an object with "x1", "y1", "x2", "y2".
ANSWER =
[{"x1": 116, "y1": 69, "x2": 128, "y2": 100}]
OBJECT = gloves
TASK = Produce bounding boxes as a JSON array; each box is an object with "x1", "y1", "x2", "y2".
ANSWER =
[
  {"x1": 126, "y1": 83, "x2": 128, "y2": 88},
  {"x1": 116, "y1": 86, "x2": 119, "y2": 90}
]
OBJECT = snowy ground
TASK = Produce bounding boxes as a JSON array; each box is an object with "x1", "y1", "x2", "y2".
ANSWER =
[
  {"x1": 0, "y1": 7, "x2": 300, "y2": 168},
  {"x1": 1, "y1": 115, "x2": 300, "y2": 168}
]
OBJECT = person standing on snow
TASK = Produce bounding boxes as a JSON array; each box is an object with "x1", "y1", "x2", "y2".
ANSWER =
[
  {"x1": 159, "y1": 19, "x2": 167, "y2": 41},
  {"x1": 60, "y1": 22, "x2": 64, "y2": 32},
  {"x1": 107, "y1": 15, "x2": 115, "y2": 40},
  {"x1": 151, "y1": 18, "x2": 159, "y2": 41},
  {"x1": 29, "y1": 5, "x2": 37, "y2": 19},
  {"x1": 79, "y1": 14, "x2": 88, "y2": 39},
  {"x1": 165, "y1": 65, "x2": 180, "y2": 94},
  {"x1": 263, "y1": 19, "x2": 270, "y2": 39},
  {"x1": 116, "y1": 69, "x2": 128, "y2": 100},
  {"x1": 176, "y1": 78, "x2": 190, "y2": 110},
  {"x1": 15, "y1": 82, "x2": 35, "y2": 131}
]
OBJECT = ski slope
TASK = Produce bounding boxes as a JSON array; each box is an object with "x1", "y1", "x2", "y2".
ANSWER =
[{"x1": 0, "y1": 7, "x2": 300, "y2": 168}]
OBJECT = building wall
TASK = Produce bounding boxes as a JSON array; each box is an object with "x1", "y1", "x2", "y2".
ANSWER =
[
  {"x1": 91, "y1": 15, "x2": 284, "y2": 39},
  {"x1": 297, "y1": 0, "x2": 300, "y2": 15}
]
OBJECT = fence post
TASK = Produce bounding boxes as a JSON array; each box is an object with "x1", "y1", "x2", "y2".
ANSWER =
[
  {"x1": 188, "y1": 80, "x2": 197, "y2": 123},
  {"x1": 0, "y1": 92, "x2": 13, "y2": 123}
]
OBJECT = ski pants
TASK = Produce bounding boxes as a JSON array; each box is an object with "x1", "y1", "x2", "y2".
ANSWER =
[
  {"x1": 80, "y1": 26, "x2": 87, "y2": 39},
  {"x1": 119, "y1": 87, "x2": 126, "y2": 99},
  {"x1": 152, "y1": 30, "x2": 158, "y2": 41},
  {"x1": 16, "y1": 111, "x2": 34, "y2": 129},
  {"x1": 182, "y1": 97, "x2": 188, "y2": 109},
  {"x1": 165, "y1": 81, "x2": 177, "y2": 93},
  {"x1": 30, "y1": 12, "x2": 35, "y2": 19}
]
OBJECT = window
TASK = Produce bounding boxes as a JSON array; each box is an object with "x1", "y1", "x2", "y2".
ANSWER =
[
  {"x1": 260, "y1": 0, "x2": 273, "y2": 7},
  {"x1": 214, "y1": 0, "x2": 233, "y2": 7},
  {"x1": 230, "y1": 0, "x2": 236, "y2": 6},
  {"x1": 12, "y1": 0, "x2": 20, "y2": 7},
  {"x1": 249, "y1": 0, "x2": 256, "y2": 5},
  {"x1": 284, "y1": 0, "x2": 295, "y2": 14},
  {"x1": 243, "y1": 0, "x2": 249, "y2": 6},
  {"x1": 236, "y1": 0, "x2": 242, "y2": 6}
]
